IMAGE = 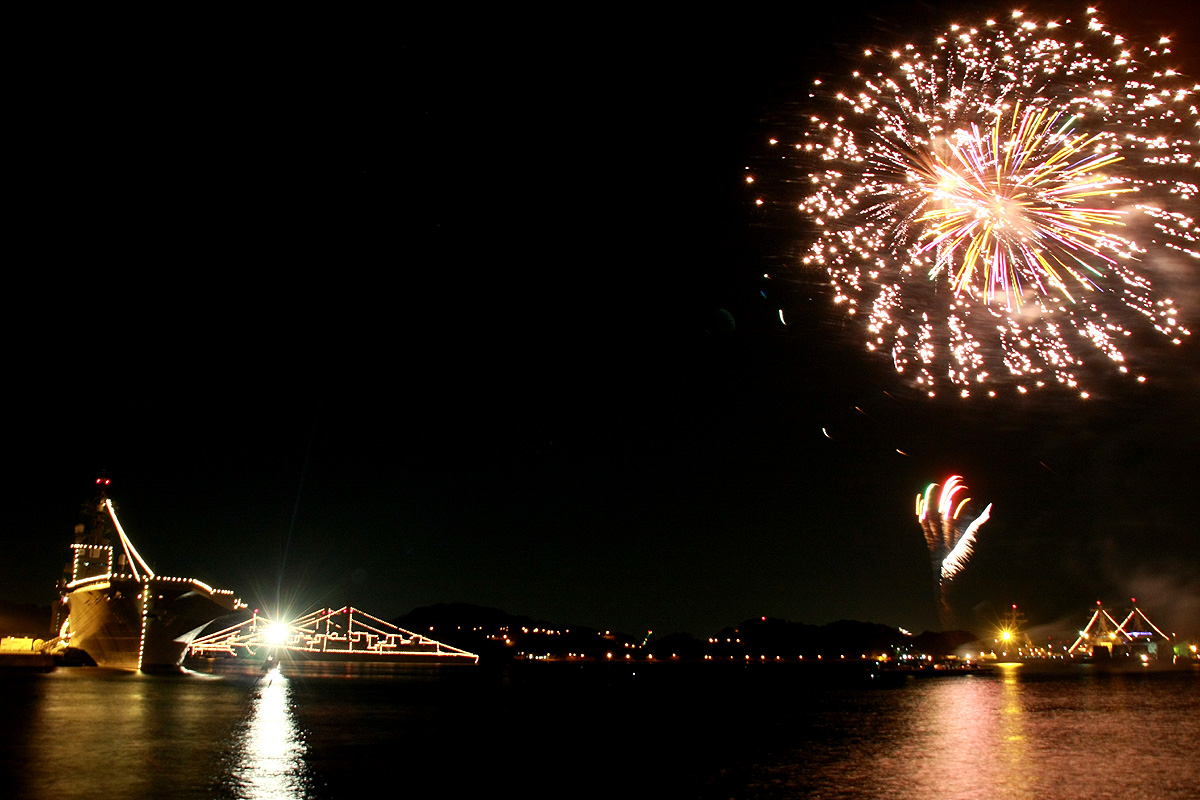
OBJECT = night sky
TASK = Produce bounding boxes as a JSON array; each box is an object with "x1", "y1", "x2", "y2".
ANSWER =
[{"x1": 7, "y1": 2, "x2": 1199, "y2": 642}]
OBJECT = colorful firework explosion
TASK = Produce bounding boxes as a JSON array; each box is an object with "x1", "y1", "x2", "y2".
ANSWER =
[
  {"x1": 785, "y1": 8, "x2": 1196, "y2": 397},
  {"x1": 916, "y1": 475, "x2": 993, "y2": 583},
  {"x1": 916, "y1": 475, "x2": 993, "y2": 624}
]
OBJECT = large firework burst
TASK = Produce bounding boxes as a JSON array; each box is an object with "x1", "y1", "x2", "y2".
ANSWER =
[{"x1": 790, "y1": 8, "x2": 1196, "y2": 396}]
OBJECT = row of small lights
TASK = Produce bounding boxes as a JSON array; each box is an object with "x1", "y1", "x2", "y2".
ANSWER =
[
  {"x1": 70, "y1": 542, "x2": 113, "y2": 582},
  {"x1": 434, "y1": 625, "x2": 641, "y2": 638},
  {"x1": 441, "y1": 626, "x2": 931, "y2": 661},
  {"x1": 136, "y1": 585, "x2": 150, "y2": 671},
  {"x1": 66, "y1": 571, "x2": 224, "y2": 595},
  {"x1": 504, "y1": 652, "x2": 894, "y2": 662},
  {"x1": 703, "y1": 654, "x2": 882, "y2": 661},
  {"x1": 432, "y1": 618, "x2": 1188, "y2": 663},
  {"x1": 443, "y1": 625, "x2": 1183, "y2": 663},
  {"x1": 446, "y1": 625, "x2": 574, "y2": 636}
]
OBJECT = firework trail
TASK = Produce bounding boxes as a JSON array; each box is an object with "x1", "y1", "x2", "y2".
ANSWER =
[
  {"x1": 786, "y1": 7, "x2": 1196, "y2": 397},
  {"x1": 916, "y1": 475, "x2": 993, "y2": 626}
]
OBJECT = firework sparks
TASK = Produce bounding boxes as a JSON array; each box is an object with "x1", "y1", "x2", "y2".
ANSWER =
[
  {"x1": 916, "y1": 475, "x2": 992, "y2": 625},
  {"x1": 788, "y1": 8, "x2": 1196, "y2": 396}
]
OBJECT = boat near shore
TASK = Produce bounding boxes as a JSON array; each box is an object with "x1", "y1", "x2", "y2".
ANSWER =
[
  {"x1": 0, "y1": 638, "x2": 55, "y2": 672},
  {"x1": 52, "y1": 486, "x2": 244, "y2": 672},
  {"x1": 186, "y1": 605, "x2": 479, "y2": 674}
]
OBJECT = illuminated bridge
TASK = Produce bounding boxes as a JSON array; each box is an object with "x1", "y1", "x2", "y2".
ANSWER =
[{"x1": 189, "y1": 606, "x2": 478, "y2": 664}]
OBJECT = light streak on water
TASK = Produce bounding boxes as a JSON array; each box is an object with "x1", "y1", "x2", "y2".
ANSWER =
[{"x1": 230, "y1": 667, "x2": 310, "y2": 799}]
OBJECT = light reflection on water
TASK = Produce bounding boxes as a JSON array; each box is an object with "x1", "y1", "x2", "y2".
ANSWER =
[
  {"x1": 997, "y1": 663, "x2": 1031, "y2": 797},
  {"x1": 755, "y1": 665, "x2": 1200, "y2": 799},
  {"x1": 901, "y1": 663, "x2": 1034, "y2": 796},
  {"x1": 0, "y1": 667, "x2": 314, "y2": 800},
  {"x1": 2, "y1": 663, "x2": 1197, "y2": 799},
  {"x1": 229, "y1": 667, "x2": 309, "y2": 799}
]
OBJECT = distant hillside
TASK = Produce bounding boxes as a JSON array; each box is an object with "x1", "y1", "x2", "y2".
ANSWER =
[{"x1": 394, "y1": 602, "x2": 610, "y2": 661}]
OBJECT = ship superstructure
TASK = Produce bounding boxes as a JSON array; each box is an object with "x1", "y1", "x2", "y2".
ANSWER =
[
  {"x1": 1068, "y1": 601, "x2": 1174, "y2": 662},
  {"x1": 56, "y1": 485, "x2": 244, "y2": 671}
]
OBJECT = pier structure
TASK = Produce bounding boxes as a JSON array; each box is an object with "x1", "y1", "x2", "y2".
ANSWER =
[{"x1": 188, "y1": 605, "x2": 479, "y2": 664}]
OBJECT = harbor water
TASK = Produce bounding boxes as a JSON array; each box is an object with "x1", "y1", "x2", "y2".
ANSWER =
[{"x1": 2, "y1": 662, "x2": 1197, "y2": 798}]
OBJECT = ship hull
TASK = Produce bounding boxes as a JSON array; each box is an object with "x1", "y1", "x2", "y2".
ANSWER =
[{"x1": 66, "y1": 577, "x2": 237, "y2": 671}]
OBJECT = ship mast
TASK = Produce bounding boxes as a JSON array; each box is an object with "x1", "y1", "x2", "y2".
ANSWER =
[{"x1": 67, "y1": 479, "x2": 155, "y2": 583}]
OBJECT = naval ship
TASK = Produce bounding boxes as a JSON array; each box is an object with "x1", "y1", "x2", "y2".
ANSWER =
[{"x1": 55, "y1": 482, "x2": 244, "y2": 671}]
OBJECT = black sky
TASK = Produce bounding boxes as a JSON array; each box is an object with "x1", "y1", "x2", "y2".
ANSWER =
[{"x1": 6, "y1": 2, "x2": 1199, "y2": 641}]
